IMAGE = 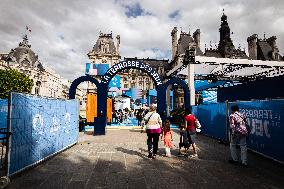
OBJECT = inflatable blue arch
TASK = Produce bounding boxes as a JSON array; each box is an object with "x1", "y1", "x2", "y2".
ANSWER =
[{"x1": 69, "y1": 60, "x2": 190, "y2": 135}]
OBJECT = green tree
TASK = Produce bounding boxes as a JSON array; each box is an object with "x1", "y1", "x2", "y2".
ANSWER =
[{"x1": 0, "y1": 69, "x2": 33, "y2": 99}]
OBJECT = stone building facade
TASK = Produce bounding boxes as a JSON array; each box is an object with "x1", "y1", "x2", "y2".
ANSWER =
[
  {"x1": 88, "y1": 33, "x2": 120, "y2": 66},
  {"x1": 247, "y1": 34, "x2": 283, "y2": 61},
  {"x1": 87, "y1": 33, "x2": 120, "y2": 92},
  {"x1": 87, "y1": 32, "x2": 171, "y2": 101},
  {"x1": 0, "y1": 35, "x2": 82, "y2": 100}
]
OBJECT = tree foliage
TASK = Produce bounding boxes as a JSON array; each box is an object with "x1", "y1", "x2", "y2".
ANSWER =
[{"x1": 0, "y1": 69, "x2": 33, "y2": 99}]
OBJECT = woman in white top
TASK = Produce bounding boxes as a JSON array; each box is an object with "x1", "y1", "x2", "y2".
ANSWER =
[{"x1": 142, "y1": 104, "x2": 162, "y2": 159}]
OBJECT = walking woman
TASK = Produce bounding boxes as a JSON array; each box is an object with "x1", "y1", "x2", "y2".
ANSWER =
[{"x1": 142, "y1": 104, "x2": 162, "y2": 159}]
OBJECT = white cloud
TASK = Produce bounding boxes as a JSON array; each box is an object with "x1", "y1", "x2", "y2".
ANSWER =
[{"x1": 0, "y1": 0, "x2": 284, "y2": 81}]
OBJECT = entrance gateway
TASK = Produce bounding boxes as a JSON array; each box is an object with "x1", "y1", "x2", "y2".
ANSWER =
[{"x1": 69, "y1": 60, "x2": 190, "y2": 135}]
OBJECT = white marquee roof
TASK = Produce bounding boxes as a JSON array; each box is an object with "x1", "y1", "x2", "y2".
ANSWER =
[{"x1": 175, "y1": 56, "x2": 284, "y2": 81}]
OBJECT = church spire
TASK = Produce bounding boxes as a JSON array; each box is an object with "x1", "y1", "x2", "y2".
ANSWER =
[
  {"x1": 19, "y1": 34, "x2": 31, "y2": 48},
  {"x1": 218, "y1": 11, "x2": 234, "y2": 55}
]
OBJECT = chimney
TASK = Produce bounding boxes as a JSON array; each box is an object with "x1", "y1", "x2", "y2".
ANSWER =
[
  {"x1": 193, "y1": 29, "x2": 201, "y2": 48},
  {"x1": 267, "y1": 36, "x2": 277, "y2": 48},
  {"x1": 247, "y1": 34, "x2": 258, "y2": 60},
  {"x1": 267, "y1": 36, "x2": 279, "y2": 60},
  {"x1": 116, "y1": 35, "x2": 120, "y2": 54},
  {"x1": 171, "y1": 27, "x2": 178, "y2": 60}
]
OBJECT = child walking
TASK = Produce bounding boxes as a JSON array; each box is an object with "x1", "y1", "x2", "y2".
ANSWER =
[
  {"x1": 161, "y1": 120, "x2": 173, "y2": 157},
  {"x1": 178, "y1": 122, "x2": 190, "y2": 155}
]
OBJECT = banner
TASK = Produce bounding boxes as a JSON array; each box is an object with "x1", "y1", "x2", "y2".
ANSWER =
[
  {"x1": 101, "y1": 61, "x2": 162, "y2": 85},
  {"x1": 130, "y1": 88, "x2": 143, "y2": 99},
  {"x1": 202, "y1": 91, "x2": 217, "y2": 104},
  {"x1": 230, "y1": 100, "x2": 284, "y2": 162},
  {"x1": 86, "y1": 63, "x2": 109, "y2": 76},
  {"x1": 109, "y1": 75, "x2": 121, "y2": 88},
  {"x1": 8, "y1": 93, "x2": 79, "y2": 176},
  {"x1": 95, "y1": 64, "x2": 109, "y2": 75},
  {"x1": 86, "y1": 63, "x2": 97, "y2": 75}
]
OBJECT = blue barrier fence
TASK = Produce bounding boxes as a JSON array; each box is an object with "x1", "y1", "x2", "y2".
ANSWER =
[
  {"x1": 8, "y1": 92, "x2": 79, "y2": 176},
  {"x1": 192, "y1": 103, "x2": 227, "y2": 141},
  {"x1": 0, "y1": 99, "x2": 8, "y2": 139},
  {"x1": 193, "y1": 99, "x2": 284, "y2": 163}
]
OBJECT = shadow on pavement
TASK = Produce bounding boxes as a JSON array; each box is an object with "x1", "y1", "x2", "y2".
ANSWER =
[{"x1": 6, "y1": 130, "x2": 284, "y2": 189}]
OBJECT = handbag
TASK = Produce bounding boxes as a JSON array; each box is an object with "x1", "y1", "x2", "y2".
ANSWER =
[
  {"x1": 145, "y1": 113, "x2": 154, "y2": 125},
  {"x1": 194, "y1": 119, "x2": 202, "y2": 129}
]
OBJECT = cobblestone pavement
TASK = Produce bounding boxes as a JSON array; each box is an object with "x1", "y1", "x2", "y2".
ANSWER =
[{"x1": 7, "y1": 129, "x2": 284, "y2": 189}]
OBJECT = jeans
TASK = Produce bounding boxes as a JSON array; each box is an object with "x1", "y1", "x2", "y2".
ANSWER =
[
  {"x1": 230, "y1": 134, "x2": 247, "y2": 164},
  {"x1": 147, "y1": 133, "x2": 160, "y2": 155}
]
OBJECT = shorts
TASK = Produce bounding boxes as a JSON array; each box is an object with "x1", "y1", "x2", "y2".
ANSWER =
[
  {"x1": 187, "y1": 131, "x2": 197, "y2": 144},
  {"x1": 179, "y1": 131, "x2": 191, "y2": 148}
]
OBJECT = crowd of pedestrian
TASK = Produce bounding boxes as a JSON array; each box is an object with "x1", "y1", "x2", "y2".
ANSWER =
[
  {"x1": 139, "y1": 104, "x2": 250, "y2": 168},
  {"x1": 112, "y1": 108, "x2": 149, "y2": 125},
  {"x1": 112, "y1": 108, "x2": 134, "y2": 124}
]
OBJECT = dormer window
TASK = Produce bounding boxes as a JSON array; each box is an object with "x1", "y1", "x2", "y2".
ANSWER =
[{"x1": 21, "y1": 59, "x2": 30, "y2": 68}]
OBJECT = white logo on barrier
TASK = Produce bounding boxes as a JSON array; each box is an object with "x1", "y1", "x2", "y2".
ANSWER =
[
  {"x1": 33, "y1": 114, "x2": 44, "y2": 134},
  {"x1": 64, "y1": 113, "x2": 71, "y2": 133},
  {"x1": 0, "y1": 105, "x2": 8, "y2": 113},
  {"x1": 51, "y1": 116, "x2": 60, "y2": 133}
]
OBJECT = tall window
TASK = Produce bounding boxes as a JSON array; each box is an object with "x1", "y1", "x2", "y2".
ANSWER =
[{"x1": 35, "y1": 81, "x2": 41, "y2": 95}]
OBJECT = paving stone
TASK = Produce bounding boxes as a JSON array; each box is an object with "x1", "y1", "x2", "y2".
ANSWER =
[
  {"x1": 66, "y1": 181, "x2": 86, "y2": 189},
  {"x1": 6, "y1": 130, "x2": 284, "y2": 189},
  {"x1": 39, "y1": 172, "x2": 73, "y2": 189}
]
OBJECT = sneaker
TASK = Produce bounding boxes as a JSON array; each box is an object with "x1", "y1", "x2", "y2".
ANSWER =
[
  {"x1": 228, "y1": 159, "x2": 238, "y2": 165},
  {"x1": 152, "y1": 154, "x2": 156, "y2": 159},
  {"x1": 189, "y1": 154, "x2": 198, "y2": 158},
  {"x1": 148, "y1": 153, "x2": 152, "y2": 158},
  {"x1": 240, "y1": 163, "x2": 248, "y2": 168}
]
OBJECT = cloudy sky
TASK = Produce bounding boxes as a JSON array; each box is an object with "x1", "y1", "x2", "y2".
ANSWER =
[{"x1": 0, "y1": 0, "x2": 284, "y2": 81}]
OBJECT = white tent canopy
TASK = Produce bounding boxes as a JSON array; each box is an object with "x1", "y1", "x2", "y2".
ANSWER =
[{"x1": 174, "y1": 56, "x2": 284, "y2": 81}]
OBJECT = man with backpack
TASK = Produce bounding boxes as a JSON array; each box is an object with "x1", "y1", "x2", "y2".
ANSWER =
[{"x1": 229, "y1": 105, "x2": 250, "y2": 167}]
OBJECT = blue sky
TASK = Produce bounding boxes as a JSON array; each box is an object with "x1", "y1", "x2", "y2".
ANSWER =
[{"x1": 0, "y1": 0, "x2": 283, "y2": 80}]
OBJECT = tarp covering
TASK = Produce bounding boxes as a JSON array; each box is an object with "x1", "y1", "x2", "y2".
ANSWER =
[{"x1": 192, "y1": 103, "x2": 227, "y2": 141}]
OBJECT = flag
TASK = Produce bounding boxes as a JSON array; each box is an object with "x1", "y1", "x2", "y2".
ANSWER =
[
  {"x1": 85, "y1": 63, "x2": 97, "y2": 75},
  {"x1": 26, "y1": 25, "x2": 31, "y2": 32},
  {"x1": 131, "y1": 88, "x2": 143, "y2": 99}
]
